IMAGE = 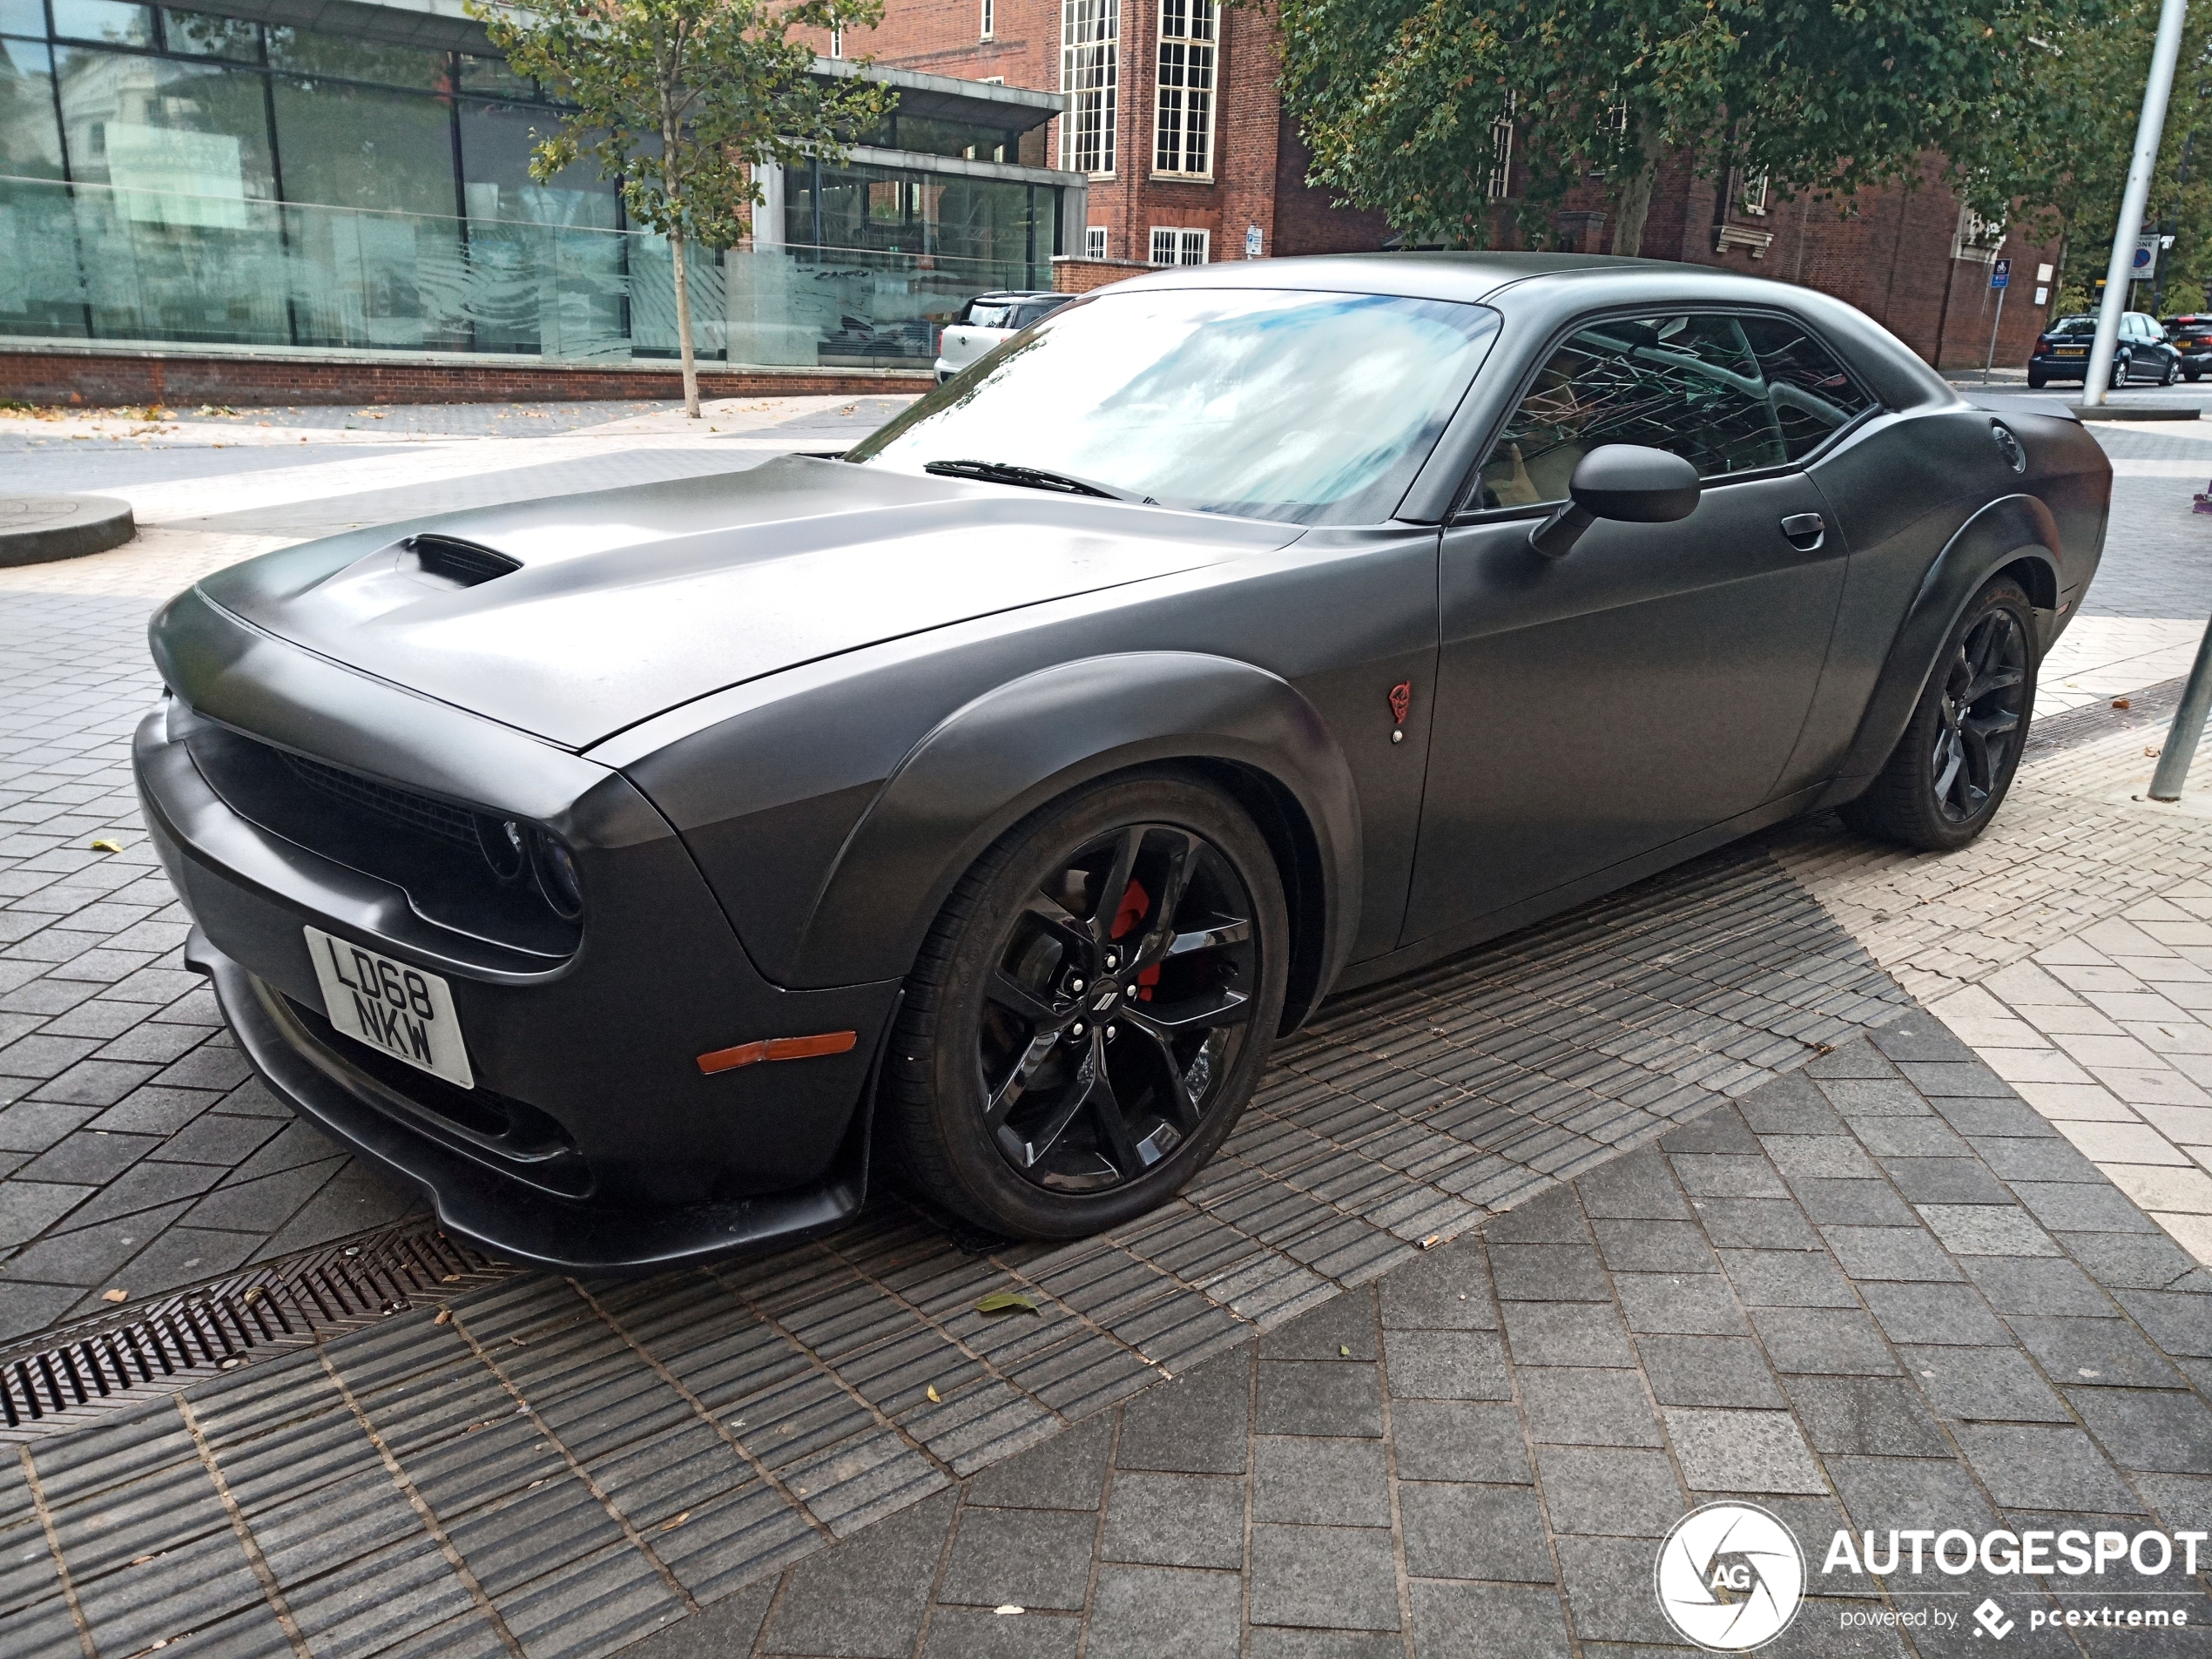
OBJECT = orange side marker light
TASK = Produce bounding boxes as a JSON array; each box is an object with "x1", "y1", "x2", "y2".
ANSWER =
[{"x1": 698, "y1": 1030, "x2": 859, "y2": 1076}]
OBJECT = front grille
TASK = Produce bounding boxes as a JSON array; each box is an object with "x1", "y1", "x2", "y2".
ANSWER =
[{"x1": 280, "y1": 750, "x2": 481, "y2": 847}]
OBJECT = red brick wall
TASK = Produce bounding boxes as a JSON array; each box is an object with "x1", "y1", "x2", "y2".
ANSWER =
[
  {"x1": 1051, "y1": 255, "x2": 1150, "y2": 292},
  {"x1": 0, "y1": 353, "x2": 930, "y2": 408}
]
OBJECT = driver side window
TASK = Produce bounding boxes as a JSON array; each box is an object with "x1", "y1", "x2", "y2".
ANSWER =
[{"x1": 1474, "y1": 311, "x2": 1872, "y2": 509}]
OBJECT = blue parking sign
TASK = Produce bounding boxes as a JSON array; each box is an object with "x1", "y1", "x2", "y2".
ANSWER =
[{"x1": 1990, "y1": 258, "x2": 2010, "y2": 289}]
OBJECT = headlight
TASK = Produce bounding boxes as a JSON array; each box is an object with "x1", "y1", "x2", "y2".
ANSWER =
[{"x1": 529, "y1": 828, "x2": 583, "y2": 919}]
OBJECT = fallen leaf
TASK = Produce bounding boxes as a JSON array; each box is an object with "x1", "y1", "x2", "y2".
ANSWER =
[
  {"x1": 1339, "y1": 1345, "x2": 1351, "y2": 1358},
  {"x1": 975, "y1": 1291, "x2": 1039, "y2": 1316},
  {"x1": 102, "y1": 1288, "x2": 127, "y2": 1304},
  {"x1": 433, "y1": 1309, "x2": 451, "y2": 1325},
  {"x1": 661, "y1": 1510, "x2": 690, "y2": 1531},
  {"x1": 89, "y1": 839, "x2": 123, "y2": 853},
  {"x1": 131, "y1": 1554, "x2": 154, "y2": 1567},
  {"x1": 2114, "y1": 697, "x2": 2132, "y2": 710},
  {"x1": 926, "y1": 1385, "x2": 941, "y2": 1403},
  {"x1": 441, "y1": 1274, "x2": 459, "y2": 1284},
  {"x1": 509, "y1": 1334, "x2": 526, "y2": 1345},
  {"x1": 2148, "y1": 745, "x2": 2163, "y2": 758},
  {"x1": 241, "y1": 1287, "x2": 262, "y2": 1305}
]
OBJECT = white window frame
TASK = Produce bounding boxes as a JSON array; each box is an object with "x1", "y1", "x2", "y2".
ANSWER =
[
  {"x1": 1487, "y1": 100, "x2": 1514, "y2": 201},
  {"x1": 1061, "y1": 0, "x2": 1120, "y2": 176},
  {"x1": 1085, "y1": 226, "x2": 1109, "y2": 259},
  {"x1": 981, "y1": 0, "x2": 995, "y2": 40},
  {"x1": 1740, "y1": 171, "x2": 1770, "y2": 216},
  {"x1": 829, "y1": 26, "x2": 842, "y2": 58},
  {"x1": 1153, "y1": 0, "x2": 1217, "y2": 179},
  {"x1": 1150, "y1": 226, "x2": 1209, "y2": 266}
]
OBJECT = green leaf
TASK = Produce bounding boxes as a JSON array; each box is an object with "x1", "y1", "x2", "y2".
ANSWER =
[{"x1": 975, "y1": 1291, "x2": 1040, "y2": 1317}]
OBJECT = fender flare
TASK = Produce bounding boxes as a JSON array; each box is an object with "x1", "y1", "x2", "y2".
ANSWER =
[
  {"x1": 1831, "y1": 493, "x2": 2062, "y2": 789},
  {"x1": 788, "y1": 651, "x2": 1363, "y2": 1029}
]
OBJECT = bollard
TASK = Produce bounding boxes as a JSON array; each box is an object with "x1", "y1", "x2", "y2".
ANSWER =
[{"x1": 2149, "y1": 617, "x2": 2212, "y2": 800}]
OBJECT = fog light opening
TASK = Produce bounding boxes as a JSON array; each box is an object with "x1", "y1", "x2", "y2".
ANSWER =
[{"x1": 530, "y1": 829, "x2": 584, "y2": 920}]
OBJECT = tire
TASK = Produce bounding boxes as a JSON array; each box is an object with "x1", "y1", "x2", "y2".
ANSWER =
[
  {"x1": 1841, "y1": 578, "x2": 2037, "y2": 852},
  {"x1": 886, "y1": 772, "x2": 1291, "y2": 1238},
  {"x1": 2188, "y1": 370, "x2": 2203, "y2": 383},
  {"x1": 2161, "y1": 360, "x2": 2178, "y2": 387},
  {"x1": 2113, "y1": 356, "x2": 2129, "y2": 389},
  {"x1": 2027, "y1": 373, "x2": 2047, "y2": 389}
]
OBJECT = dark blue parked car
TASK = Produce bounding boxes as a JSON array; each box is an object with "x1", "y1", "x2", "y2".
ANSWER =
[{"x1": 2030, "y1": 311, "x2": 2181, "y2": 388}]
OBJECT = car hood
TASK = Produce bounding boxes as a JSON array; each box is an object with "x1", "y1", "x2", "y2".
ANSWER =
[{"x1": 191, "y1": 455, "x2": 1298, "y2": 750}]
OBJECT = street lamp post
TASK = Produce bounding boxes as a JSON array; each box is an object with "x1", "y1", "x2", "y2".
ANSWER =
[{"x1": 2083, "y1": 0, "x2": 2192, "y2": 404}]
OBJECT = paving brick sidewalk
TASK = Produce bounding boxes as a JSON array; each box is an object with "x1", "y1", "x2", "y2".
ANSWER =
[{"x1": 632, "y1": 1012, "x2": 2212, "y2": 1659}]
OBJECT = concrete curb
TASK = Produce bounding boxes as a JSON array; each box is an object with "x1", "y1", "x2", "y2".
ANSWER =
[{"x1": 0, "y1": 496, "x2": 136, "y2": 566}]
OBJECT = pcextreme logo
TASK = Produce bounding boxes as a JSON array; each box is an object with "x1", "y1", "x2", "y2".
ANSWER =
[{"x1": 1654, "y1": 1502, "x2": 1806, "y2": 1651}]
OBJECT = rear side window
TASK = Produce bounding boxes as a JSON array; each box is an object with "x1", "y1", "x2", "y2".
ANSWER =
[
  {"x1": 1475, "y1": 310, "x2": 1874, "y2": 508},
  {"x1": 961, "y1": 300, "x2": 1018, "y2": 328}
]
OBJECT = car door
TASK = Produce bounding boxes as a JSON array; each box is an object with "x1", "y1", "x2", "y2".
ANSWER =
[{"x1": 1401, "y1": 308, "x2": 1871, "y2": 944}]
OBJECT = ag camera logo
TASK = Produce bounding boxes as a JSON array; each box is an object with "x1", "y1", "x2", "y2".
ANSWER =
[{"x1": 1655, "y1": 1502, "x2": 1806, "y2": 1651}]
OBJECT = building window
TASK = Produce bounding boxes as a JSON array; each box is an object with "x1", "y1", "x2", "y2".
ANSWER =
[
  {"x1": 1150, "y1": 226, "x2": 1208, "y2": 266},
  {"x1": 981, "y1": 0, "x2": 995, "y2": 39},
  {"x1": 1153, "y1": 0, "x2": 1216, "y2": 178},
  {"x1": 1952, "y1": 204, "x2": 2006, "y2": 264},
  {"x1": 1740, "y1": 171, "x2": 1769, "y2": 215},
  {"x1": 1061, "y1": 0, "x2": 1118, "y2": 174},
  {"x1": 1487, "y1": 103, "x2": 1514, "y2": 201},
  {"x1": 1085, "y1": 226, "x2": 1109, "y2": 258},
  {"x1": 830, "y1": 27, "x2": 842, "y2": 57}
]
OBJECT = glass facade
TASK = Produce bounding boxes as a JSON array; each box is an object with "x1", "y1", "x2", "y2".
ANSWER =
[{"x1": 0, "y1": 3, "x2": 1064, "y2": 366}]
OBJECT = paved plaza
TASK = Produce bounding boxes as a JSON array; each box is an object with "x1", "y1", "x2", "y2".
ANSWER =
[{"x1": 1, "y1": 401, "x2": 2210, "y2": 1655}]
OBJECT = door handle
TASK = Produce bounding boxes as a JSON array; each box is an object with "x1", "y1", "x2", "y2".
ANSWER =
[{"x1": 1780, "y1": 512, "x2": 1826, "y2": 551}]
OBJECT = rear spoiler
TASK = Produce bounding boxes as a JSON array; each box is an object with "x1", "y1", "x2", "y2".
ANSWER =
[{"x1": 1961, "y1": 391, "x2": 2080, "y2": 423}]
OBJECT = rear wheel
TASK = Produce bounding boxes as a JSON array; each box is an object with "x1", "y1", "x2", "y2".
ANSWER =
[
  {"x1": 2027, "y1": 372, "x2": 2047, "y2": 389},
  {"x1": 886, "y1": 773, "x2": 1289, "y2": 1238},
  {"x1": 1842, "y1": 578, "x2": 2035, "y2": 851}
]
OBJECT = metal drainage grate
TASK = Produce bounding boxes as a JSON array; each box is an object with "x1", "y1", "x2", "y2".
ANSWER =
[{"x1": 0, "y1": 1220, "x2": 514, "y2": 1440}]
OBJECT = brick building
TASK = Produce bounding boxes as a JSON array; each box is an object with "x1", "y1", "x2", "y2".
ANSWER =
[{"x1": 816, "y1": 0, "x2": 2060, "y2": 374}]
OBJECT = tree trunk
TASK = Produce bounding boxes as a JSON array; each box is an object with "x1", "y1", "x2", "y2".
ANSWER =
[
  {"x1": 1612, "y1": 147, "x2": 1659, "y2": 258},
  {"x1": 671, "y1": 226, "x2": 700, "y2": 418}
]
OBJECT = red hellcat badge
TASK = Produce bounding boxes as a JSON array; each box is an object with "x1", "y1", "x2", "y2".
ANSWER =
[{"x1": 1388, "y1": 681, "x2": 1412, "y2": 725}]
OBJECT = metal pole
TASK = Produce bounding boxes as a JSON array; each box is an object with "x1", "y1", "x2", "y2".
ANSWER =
[
  {"x1": 2084, "y1": 0, "x2": 2191, "y2": 405},
  {"x1": 1985, "y1": 283, "x2": 2007, "y2": 382},
  {"x1": 2149, "y1": 617, "x2": 2212, "y2": 799}
]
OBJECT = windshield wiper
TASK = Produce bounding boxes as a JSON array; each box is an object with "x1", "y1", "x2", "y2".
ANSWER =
[{"x1": 923, "y1": 458, "x2": 1127, "y2": 500}]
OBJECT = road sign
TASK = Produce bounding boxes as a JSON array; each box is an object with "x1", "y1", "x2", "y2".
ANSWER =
[
  {"x1": 1244, "y1": 224, "x2": 1264, "y2": 259},
  {"x1": 1990, "y1": 258, "x2": 2011, "y2": 289},
  {"x1": 2136, "y1": 234, "x2": 2160, "y2": 273}
]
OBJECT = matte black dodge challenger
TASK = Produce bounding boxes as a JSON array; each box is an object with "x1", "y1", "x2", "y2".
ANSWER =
[{"x1": 135, "y1": 254, "x2": 2111, "y2": 1269}]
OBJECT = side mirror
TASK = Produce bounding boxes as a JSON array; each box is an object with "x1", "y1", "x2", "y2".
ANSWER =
[{"x1": 1529, "y1": 444, "x2": 1702, "y2": 558}]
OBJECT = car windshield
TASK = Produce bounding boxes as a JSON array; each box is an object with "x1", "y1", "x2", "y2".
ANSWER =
[
  {"x1": 2048, "y1": 316, "x2": 2100, "y2": 336},
  {"x1": 852, "y1": 287, "x2": 1501, "y2": 523}
]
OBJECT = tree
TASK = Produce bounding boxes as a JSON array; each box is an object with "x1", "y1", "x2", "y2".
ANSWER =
[
  {"x1": 472, "y1": 0, "x2": 889, "y2": 416},
  {"x1": 1274, "y1": 0, "x2": 2066, "y2": 258},
  {"x1": 1950, "y1": 1, "x2": 2212, "y2": 322}
]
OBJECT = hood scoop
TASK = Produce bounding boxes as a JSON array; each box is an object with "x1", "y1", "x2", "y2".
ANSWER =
[{"x1": 405, "y1": 535, "x2": 520, "y2": 588}]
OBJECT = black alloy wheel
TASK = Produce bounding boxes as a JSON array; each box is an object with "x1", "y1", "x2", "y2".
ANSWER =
[
  {"x1": 1843, "y1": 577, "x2": 2036, "y2": 851},
  {"x1": 887, "y1": 774, "x2": 1289, "y2": 1238}
]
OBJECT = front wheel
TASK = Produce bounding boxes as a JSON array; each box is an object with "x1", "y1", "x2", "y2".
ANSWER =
[
  {"x1": 2161, "y1": 360, "x2": 2178, "y2": 387},
  {"x1": 1841, "y1": 578, "x2": 2036, "y2": 851},
  {"x1": 2113, "y1": 356, "x2": 2129, "y2": 389},
  {"x1": 886, "y1": 772, "x2": 1290, "y2": 1238}
]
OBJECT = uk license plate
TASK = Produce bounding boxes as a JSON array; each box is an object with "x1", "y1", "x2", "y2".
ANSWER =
[
  {"x1": 2055, "y1": 347, "x2": 2085, "y2": 356},
  {"x1": 304, "y1": 926, "x2": 475, "y2": 1089}
]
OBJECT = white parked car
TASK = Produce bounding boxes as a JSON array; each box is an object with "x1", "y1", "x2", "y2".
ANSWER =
[{"x1": 934, "y1": 291, "x2": 1074, "y2": 381}]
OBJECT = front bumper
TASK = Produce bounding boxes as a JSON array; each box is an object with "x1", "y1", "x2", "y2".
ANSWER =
[
  {"x1": 135, "y1": 587, "x2": 902, "y2": 1270},
  {"x1": 2033, "y1": 352, "x2": 2093, "y2": 379},
  {"x1": 187, "y1": 930, "x2": 876, "y2": 1271}
]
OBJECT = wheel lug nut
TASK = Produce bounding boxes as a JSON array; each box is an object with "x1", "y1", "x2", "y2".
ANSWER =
[
  {"x1": 1125, "y1": 983, "x2": 1137, "y2": 996},
  {"x1": 1105, "y1": 1025, "x2": 1117, "y2": 1040},
  {"x1": 1069, "y1": 1022, "x2": 1085, "y2": 1040},
  {"x1": 1068, "y1": 977, "x2": 1086, "y2": 995}
]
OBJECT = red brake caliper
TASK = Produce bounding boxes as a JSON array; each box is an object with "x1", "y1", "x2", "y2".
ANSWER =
[{"x1": 1110, "y1": 880, "x2": 1161, "y2": 1001}]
